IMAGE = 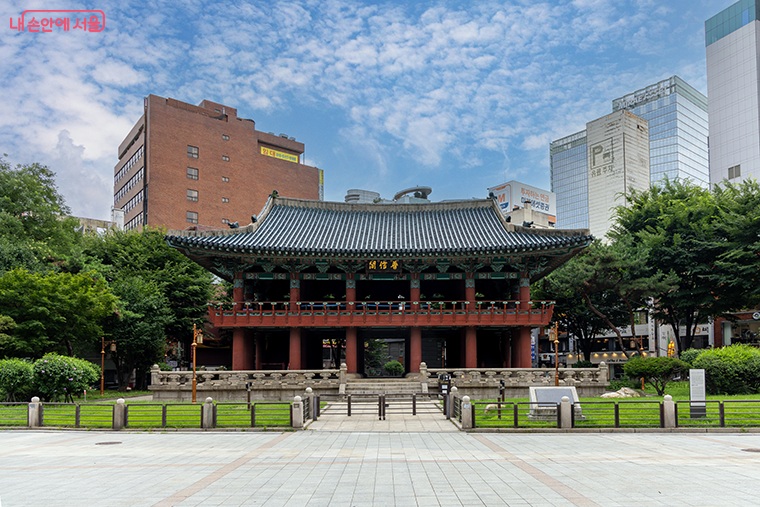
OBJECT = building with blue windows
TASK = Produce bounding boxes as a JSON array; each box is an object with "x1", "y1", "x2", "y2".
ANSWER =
[
  {"x1": 612, "y1": 76, "x2": 709, "y2": 187},
  {"x1": 549, "y1": 131, "x2": 588, "y2": 230},
  {"x1": 706, "y1": 0, "x2": 760, "y2": 185},
  {"x1": 550, "y1": 76, "x2": 708, "y2": 234}
]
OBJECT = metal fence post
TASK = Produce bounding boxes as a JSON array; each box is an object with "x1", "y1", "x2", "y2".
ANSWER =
[
  {"x1": 614, "y1": 403, "x2": 620, "y2": 428},
  {"x1": 75, "y1": 404, "x2": 81, "y2": 428},
  {"x1": 513, "y1": 403, "x2": 518, "y2": 428},
  {"x1": 347, "y1": 394, "x2": 351, "y2": 417},
  {"x1": 719, "y1": 402, "x2": 725, "y2": 427},
  {"x1": 412, "y1": 393, "x2": 416, "y2": 416}
]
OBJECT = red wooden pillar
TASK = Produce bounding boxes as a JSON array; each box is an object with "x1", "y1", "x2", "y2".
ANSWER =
[
  {"x1": 289, "y1": 328, "x2": 301, "y2": 370},
  {"x1": 512, "y1": 272, "x2": 532, "y2": 367},
  {"x1": 289, "y1": 275, "x2": 302, "y2": 370},
  {"x1": 255, "y1": 335, "x2": 263, "y2": 370},
  {"x1": 232, "y1": 328, "x2": 248, "y2": 370},
  {"x1": 345, "y1": 327, "x2": 357, "y2": 373},
  {"x1": 465, "y1": 326, "x2": 477, "y2": 368},
  {"x1": 410, "y1": 327, "x2": 422, "y2": 373},
  {"x1": 464, "y1": 274, "x2": 477, "y2": 368}
]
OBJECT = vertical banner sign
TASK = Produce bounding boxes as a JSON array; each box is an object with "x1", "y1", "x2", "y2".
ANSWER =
[{"x1": 689, "y1": 369, "x2": 706, "y2": 418}]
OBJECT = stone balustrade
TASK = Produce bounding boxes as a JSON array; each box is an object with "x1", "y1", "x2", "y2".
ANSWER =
[
  {"x1": 421, "y1": 362, "x2": 609, "y2": 398},
  {"x1": 149, "y1": 365, "x2": 343, "y2": 402}
]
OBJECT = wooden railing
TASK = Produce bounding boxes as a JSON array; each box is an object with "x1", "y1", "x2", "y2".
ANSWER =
[{"x1": 208, "y1": 300, "x2": 554, "y2": 328}]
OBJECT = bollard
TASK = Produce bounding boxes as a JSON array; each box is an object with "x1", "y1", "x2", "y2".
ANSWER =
[
  {"x1": 448, "y1": 386, "x2": 457, "y2": 420},
  {"x1": 292, "y1": 396, "x2": 304, "y2": 429},
  {"x1": 560, "y1": 396, "x2": 572, "y2": 429},
  {"x1": 461, "y1": 395, "x2": 473, "y2": 429},
  {"x1": 201, "y1": 397, "x2": 215, "y2": 429},
  {"x1": 113, "y1": 398, "x2": 126, "y2": 430},
  {"x1": 305, "y1": 387, "x2": 315, "y2": 421},
  {"x1": 663, "y1": 395, "x2": 676, "y2": 428},
  {"x1": 598, "y1": 361, "x2": 608, "y2": 384},
  {"x1": 28, "y1": 396, "x2": 41, "y2": 428}
]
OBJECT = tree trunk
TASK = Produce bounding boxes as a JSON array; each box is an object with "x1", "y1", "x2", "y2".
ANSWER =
[
  {"x1": 618, "y1": 290, "x2": 645, "y2": 356},
  {"x1": 583, "y1": 294, "x2": 630, "y2": 359}
]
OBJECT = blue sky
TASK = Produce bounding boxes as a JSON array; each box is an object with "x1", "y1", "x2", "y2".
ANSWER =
[{"x1": 1, "y1": 0, "x2": 727, "y2": 220}]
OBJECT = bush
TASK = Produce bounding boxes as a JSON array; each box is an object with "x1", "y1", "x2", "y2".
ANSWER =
[
  {"x1": 679, "y1": 348, "x2": 701, "y2": 367},
  {"x1": 571, "y1": 360, "x2": 594, "y2": 368},
  {"x1": 623, "y1": 356, "x2": 690, "y2": 395},
  {"x1": 32, "y1": 353, "x2": 99, "y2": 402},
  {"x1": 0, "y1": 358, "x2": 34, "y2": 401},
  {"x1": 692, "y1": 345, "x2": 760, "y2": 395},
  {"x1": 383, "y1": 360, "x2": 404, "y2": 376}
]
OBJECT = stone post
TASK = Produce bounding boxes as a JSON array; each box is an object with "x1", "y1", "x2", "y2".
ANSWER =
[
  {"x1": 150, "y1": 364, "x2": 161, "y2": 387},
  {"x1": 419, "y1": 362, "x2": 429, "y2": 393},
  {"x1": 663, "y1": 395, "x2": 676, "y2": 429},
  {"x1": 201, "y1": 397, "x2": 215, "y2": 429},
  {"x1": 448, "y1": 386, "x2": 458, "y2": 420},
  {"x1": 560, "y1": 396, "x2": 572, "y2": 429},
  {"x1": 461, "y1": 395, "x2": 473, "y2": 429},
  {"x1": 339, "y1": 362, "x2": 347, "y2": 394},
  {"x1": 28, "y1": 396, "x2": 40, "y2": 428},
  {"x1": 598, "y1": 361, "x2": 608, "y2": 384},
  {"x1": 113, "y1": 398, "x2": 126, "y2": 430},
  {"x1": 292, "y1": 395, "x2": 304, "y2": 429}
]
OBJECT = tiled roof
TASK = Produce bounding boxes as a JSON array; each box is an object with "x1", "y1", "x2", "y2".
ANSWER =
[{"x1": 166, "y1": 197, "x2": 592, "y2": 257}]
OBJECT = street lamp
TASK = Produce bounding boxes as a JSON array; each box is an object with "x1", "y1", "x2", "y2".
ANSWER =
[
  {"x1": 100, "y1": 337, "x2": 116, "y2": 395},
  {"x1": 551, "y1": 322, "x2": 560, "y2": 387},
  {"x1": 192, "y1": 324, "x2": 203, "y2": 403}
]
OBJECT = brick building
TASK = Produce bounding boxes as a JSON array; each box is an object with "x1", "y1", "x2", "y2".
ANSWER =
[{"x1": 114, "y1": 95, "x2": 322, "y2": 231}]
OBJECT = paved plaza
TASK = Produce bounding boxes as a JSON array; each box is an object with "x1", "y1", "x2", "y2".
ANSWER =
[{"x1": 2, "y1": 425, "x2": 760, "y2": 507}]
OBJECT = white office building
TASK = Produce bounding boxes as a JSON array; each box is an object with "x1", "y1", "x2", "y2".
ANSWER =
[{"x1": 706, "y1": 0, "x2": 760, "y2": 185}]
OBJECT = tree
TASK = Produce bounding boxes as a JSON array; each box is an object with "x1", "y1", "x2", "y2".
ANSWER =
[
  {"x1": 0, "y1": 269, "x2": 117, "y2": 358},
  {"x1": 32, "y1": 353, "x2": 99, "y2": 402},
  {"x1": 711, "y1": 179, "x2": 760, "y2": 307},
  {"x1": 108, "y1": 276, "x2": 172, "y2": 390},
  {"x1": 0, "y1": 159, "x2": 81, "y2": 268},
  {"x1": 575, "y1": 239, "x2": 675, "y2": 358},
  {"x1": 623, "y1": 356, "x2": 689, "y2": 396},
  {"x1": 610, "y1": 178, "x2": 737, "y2": 354},
  {"x1": 70, "y1": 228, "x2": 215, "y2": 361},
  {"x1": 533, "y1": 254, "x2": 622, "y2": 362}
]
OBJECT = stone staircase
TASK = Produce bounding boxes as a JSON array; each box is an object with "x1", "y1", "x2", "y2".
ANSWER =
[{"x1": 345, "y1": 378, "x2": 431, "y2": 399}]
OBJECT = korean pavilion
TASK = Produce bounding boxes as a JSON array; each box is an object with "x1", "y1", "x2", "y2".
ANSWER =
[{"x1": 165, "y1": 194, "x2": 592, "y2": 374}]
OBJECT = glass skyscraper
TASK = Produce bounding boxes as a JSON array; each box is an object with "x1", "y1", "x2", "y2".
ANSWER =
[
  {"x1": 612, "y1": 76, "x2": 709, "y2": 187},
  {"x1": 706, "y1": 0, "x2": 760, "y2": 185},
  {"x1": 549, "y1": 130, "x2": 588, "y2": 230}
]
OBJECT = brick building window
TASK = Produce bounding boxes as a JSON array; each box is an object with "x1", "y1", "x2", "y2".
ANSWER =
[
  {"x1": 187, "y1": 167, "x2": 199, "y2": 180},
  {"x1": 187, "y1": 145, "x2": 199, "y2": 158},
  {"x1": 222, "y1": 134, "x2": 230, "y2": 141},
  {"x1": 187, "y1": 189, "x2": 199, "y2": 202},
  {"x1": 222, "y1": 155, "x2": 229, "y2": 162},
  {"x1": 222, "y1": 176, "x2": 229, "y2": 182},
  {"x1": 222, "y1": 197, "x2": 229, "y2": 203},
  {"x1": 187, "y1": 211, "x2": 198, "y2": 224}
]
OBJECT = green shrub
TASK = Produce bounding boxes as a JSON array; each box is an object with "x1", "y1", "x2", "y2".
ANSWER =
[
  {"x1": 679, "y1": 348, "x2": 701, "y2": 367},
  {"x1": 623, "y1": 356, "x2": 690, "y2": 395},
  {"x1": 692, "y1": 345, "x2": 760, "y2": 395},
  {"x1": 0, "y1": 358, "x2": 34, "y2": 401},
  {"x1": 571, "y1": 360, "x2": 594, "y2": 368},
  {"x1": 32, "y1": 353, "x2": 99, "y2": 402},
  {"x1": 383, "y1": 360, "x2": 404, "y2": 376}
]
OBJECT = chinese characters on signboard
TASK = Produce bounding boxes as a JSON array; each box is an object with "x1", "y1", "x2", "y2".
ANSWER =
[{"x1": 367, "y1": 260, "x2": 401, "y2": 273}]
